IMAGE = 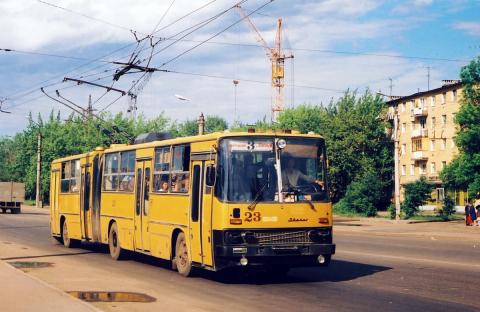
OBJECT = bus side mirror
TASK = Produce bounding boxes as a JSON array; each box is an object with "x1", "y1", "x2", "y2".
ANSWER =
[{"x1": 206, "y1": 165, "x2": 216, "y2": 187}]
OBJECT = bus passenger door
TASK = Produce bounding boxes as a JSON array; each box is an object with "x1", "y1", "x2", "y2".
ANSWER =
[
  {"x1": 190, "y1": 161, "x2": 204, "y2": 264},
  {"x1": 134, "y1": 165, "x2": 143, "y2": 250},
  {"x1": 134, "y1": 160, "x2": 152, "y2": 251},
  {"x1": 201, "y1": 160, "x2": 214, "y2": 266},
  {"x1": 81, "y1": 170, "x2": 92, "y2": 239},
  {"x1": 142, "y1": 163, "x2": 151, "y2": 251},
  {"x1": 50, "y1": 170, "x2": 60, "y2": 234}
]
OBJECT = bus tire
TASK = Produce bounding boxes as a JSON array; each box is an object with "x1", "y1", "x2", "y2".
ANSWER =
[
  {"x1": 108, "y1": 222, "x2": 124, "y2": 260},
  {"x1": 62, "y1": 220, "x2": 79, "y2": 248},
  {"x1": 1, "y1": 208, "x2": 6, "y2": 213},
  {"x1": 175, "y1": 232, "x2": 192, "y2": 277}
]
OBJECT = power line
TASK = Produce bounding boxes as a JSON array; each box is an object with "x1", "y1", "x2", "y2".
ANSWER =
[
  {"x1": 161, "y1": 69, "x2": 346, "y2": 93},
  {"x1": 37, "y1": 0, "x2": 133, "y2": 32},
  {"x1": 3, "y1": 0, "x2": 219, "y2": 106}
]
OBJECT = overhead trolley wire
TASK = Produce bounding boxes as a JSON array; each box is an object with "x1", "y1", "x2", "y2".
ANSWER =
[{"x1": 3, "y1": 0, "x2": 219, "y2": 109}]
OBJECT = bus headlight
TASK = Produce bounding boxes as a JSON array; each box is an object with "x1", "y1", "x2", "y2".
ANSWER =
[
  {"x1": 277, "y1": 139, "x2": 287, "y2": 149},
  {"x1": 224, "y1": 231, "x2": 243, "y2": 244},
  {"x1": 308, "y1": 229, "x2": 330, "y2": 243}
]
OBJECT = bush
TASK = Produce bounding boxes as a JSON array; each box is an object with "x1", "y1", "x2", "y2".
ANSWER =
[
  {"x1": 439, "y1": 195, "x2": 456, "y2": 219},
  {"x1": 387, "y1": 203, "x2": 396, "y2": 219},
  {"x1": 401, "y1": 177, "x2": 434, "y2": 219},
  {"x1": 334, "y1": 172, "x2": 381, "y2": 217}
]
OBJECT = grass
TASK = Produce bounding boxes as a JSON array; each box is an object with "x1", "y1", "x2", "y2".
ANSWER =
[
  {"x1": 407, "y1": 213, "x2": 463, "y2": 222},
  {"x1": 23, "y1": 199, "x2": 35, "y2": 206}
]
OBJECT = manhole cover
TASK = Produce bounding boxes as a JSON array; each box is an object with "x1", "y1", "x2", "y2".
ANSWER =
[
  {"x1": 67, "y1": 291, "x2": 156, "y2": 303},
  {"x1": 8, "y1": 261, "x2": 53, "y2": 269}
]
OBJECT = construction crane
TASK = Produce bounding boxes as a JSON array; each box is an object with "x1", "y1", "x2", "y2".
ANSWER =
[{"x1": 236, "y1": 5, "x2": 293, "y2": 122}]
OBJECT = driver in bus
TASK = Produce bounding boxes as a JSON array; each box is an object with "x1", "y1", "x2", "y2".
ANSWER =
[{"x1": 282, "y1": 157, "x2": 324, "y2": 190}]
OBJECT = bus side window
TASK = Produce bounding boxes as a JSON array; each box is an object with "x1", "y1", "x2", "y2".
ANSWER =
[
  {"x1": 61, "y1": 161, "x2": 71, "y2": 193},
  {"x1": 104, "y1": 153, "x2": 120, "y2": 191},
  {"x1": 144, "y1": 168, "x2": 150, "y2": 215},
  {"x1": 171, "y1": 145, "x2": 190, "y2": 193},
  {"x1": 153, "y1": 147, "x2": 171, "y2": 192},
  {"x1": 119, "y1": 151, "x2": 135, "y2": 192}
]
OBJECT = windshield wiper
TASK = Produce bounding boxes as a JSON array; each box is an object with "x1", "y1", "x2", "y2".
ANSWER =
[{"x1": 247, "y1": 182, "x2": 269, "y2": 211}]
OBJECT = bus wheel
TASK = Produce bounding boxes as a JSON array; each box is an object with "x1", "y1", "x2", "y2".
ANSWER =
[
  {"x1": 62, "y1": 221, "x2": 79, "y2": 248},
  {"x1": 109, "y1": 223, "x2": 124, "y2": 260},
  {"x1": 175, "y1": 232, "x2": 192, "y2": 277},
  {"x1": 1, "y1": 208, "x2": 5, "y2": 213}
]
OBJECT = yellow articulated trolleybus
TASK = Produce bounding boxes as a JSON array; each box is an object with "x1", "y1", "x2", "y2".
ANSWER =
[{"x1": 50, "y1": 131, "x2": 335, "y2": 276}]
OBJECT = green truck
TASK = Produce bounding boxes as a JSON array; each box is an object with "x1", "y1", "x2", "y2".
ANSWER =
[{"x1": 0, "y1": 182, "x2": 24, "y2": 214}]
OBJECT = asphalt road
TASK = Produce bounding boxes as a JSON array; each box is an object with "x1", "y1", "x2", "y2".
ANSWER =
[{"x1": 1, "y1": 207, "x2": 479, "y2": 312}]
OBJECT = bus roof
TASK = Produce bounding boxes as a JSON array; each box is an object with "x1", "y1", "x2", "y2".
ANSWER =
[
  {"x1": 102, "y1": 131, "x2": 324, "y2": 153},
  {"x1": 51, "y1": 131, "x2": 324, "y2": 163}
]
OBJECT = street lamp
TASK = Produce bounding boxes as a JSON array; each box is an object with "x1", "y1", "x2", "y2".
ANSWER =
[
  {"x1": 173, "y1": 95, "x2": 205, "y2": 135},
  {"x1": 174, "y1": 94, "x2": 190, "y2": 101}
]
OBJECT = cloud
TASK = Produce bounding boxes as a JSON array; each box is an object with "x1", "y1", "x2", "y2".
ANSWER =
[
  {"x1": 392, "y1": 0, "x2": 434, "y2": 14},
  {"x1": 0, "y1": 0, "x2": 467, "y2": 135},
  {"x1": 298, "y1": 0, "x2": 381, "y2": 17},
  {"x1": 453, "y1": 22, "x2": 480, "y2": 37}
]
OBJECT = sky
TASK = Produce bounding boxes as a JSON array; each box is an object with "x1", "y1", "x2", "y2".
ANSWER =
[{"x1": 0, "y1": 0, "x2": 479, "y2": 135}]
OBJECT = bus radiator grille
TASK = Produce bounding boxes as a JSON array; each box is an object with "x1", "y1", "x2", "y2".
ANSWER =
[{"x1": 253, "y1": 231, "x2": 310, "y2": 245}]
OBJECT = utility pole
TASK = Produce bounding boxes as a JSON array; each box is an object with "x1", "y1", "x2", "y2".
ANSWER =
[
  {"x1": 233, "y1": 80, "x2": 239, "y2": 123},
  {"x1": 36, "y1": 132, "x2": 42, "y2": 208},
  {"x1": 388, "y1": 78, "x2": 393, "y2": 97},
  {"x1": 87, "y1": 94, "x2": 93, "y2": 118},
  {"x1": 427, "y1": 67, "x2": 431, "y2": 91},
  {"x1": 392, "y1": 108, "x2": 401, "y2": 221}
]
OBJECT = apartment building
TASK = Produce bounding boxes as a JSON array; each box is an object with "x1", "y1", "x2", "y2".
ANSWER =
[{"x1": 387, "y1": 80, "x2": 467, "y2": 206}]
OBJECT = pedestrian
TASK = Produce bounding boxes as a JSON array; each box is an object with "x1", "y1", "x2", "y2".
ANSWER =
[
  {"x1": 469, "y1": 204, "x2": 477, "y2": 226},
  {"x1": 477, "y1": 206, "x2": 480, "y2": 226},
  {"x1": 465, "y1": 202, "x2": 475, "y2": 226}
]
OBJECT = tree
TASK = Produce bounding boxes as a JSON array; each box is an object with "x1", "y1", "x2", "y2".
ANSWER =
[
  {"x1": 205, "y1": 116, "x2": 228, "y2": 133},
  {"x1": 441, "y1": 56, "x2": 480, "y2": 195},
  {"x1": 334, "y1": 171, "x2": 382, "y2": 216},
  {"x1": 278, "y1": 91, "x2": 393, "y2": 209},
  {"x1": 172, "y1": 115, "x2": 228, "y2": 137},
  {"x1": 0, "y1": 110, "x2": 174, "y2": 203},
  {"x1": 401, "y1": 177, "x2": 434, "y2": 219},
  {"x1": 439, "y1": 195, "x2": 456, "y2": 219}
]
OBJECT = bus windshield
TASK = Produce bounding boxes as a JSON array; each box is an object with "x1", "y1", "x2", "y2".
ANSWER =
[{"x1": 216, "y1": 137, "x2": 328, "y2": 203}]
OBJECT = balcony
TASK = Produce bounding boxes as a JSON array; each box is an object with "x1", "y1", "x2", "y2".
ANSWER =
[
  {"x1": 411, "y1": 128, "x2": 428, "y2": 138},
  {"x1": 411, "y1": 107, "x2": 428, "y2": 117},
  {"x1": 412, "y1": 151, "x2": 428, "y2": 161},
  {"x1": 427, "y1": 174, "x2": 441, "y2": 183}
]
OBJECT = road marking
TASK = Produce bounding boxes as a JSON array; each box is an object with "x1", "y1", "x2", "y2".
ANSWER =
[{"x1": 338, "y1": 250, "x2": 480, "y2": 269}]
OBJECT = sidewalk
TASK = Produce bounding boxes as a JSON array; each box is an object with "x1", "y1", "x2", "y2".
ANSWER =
[
  {"x1": 334, "y1": 216, "x2": 480, "y2": 241},
  {"x1": 0, "y1": 261, "x2": 98, "y2": 312}
]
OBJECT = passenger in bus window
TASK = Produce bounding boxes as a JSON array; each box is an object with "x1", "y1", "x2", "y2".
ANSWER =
[
  {"x1": 282, "y1": 157, "x2": 323, "y2": 190},
  {"x1": 70, "y1": 179, "x2": 79, "y2": 192},
  {"x1": 120, "y1": 174, "x2": 134, "y2": 192},
  {"x1": 173, "y1": 173, "x2": 189, "y2": 192},
  {"x1": 161, "y1": 181, "x2": 169, "y2": 192}
]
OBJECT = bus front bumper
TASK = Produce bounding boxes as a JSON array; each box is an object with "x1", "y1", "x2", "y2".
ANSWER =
[
  {"x1": 214, "y1": 243, "x2": 335, "y2": 269},
  {"x1": 215, "y1": 243, "x2": 335, "y2": 257}
]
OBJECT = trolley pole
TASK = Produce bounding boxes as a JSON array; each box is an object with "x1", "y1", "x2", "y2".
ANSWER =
[{"x1": 36, "y1": 132, "x2": 42, "y2": 208}]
